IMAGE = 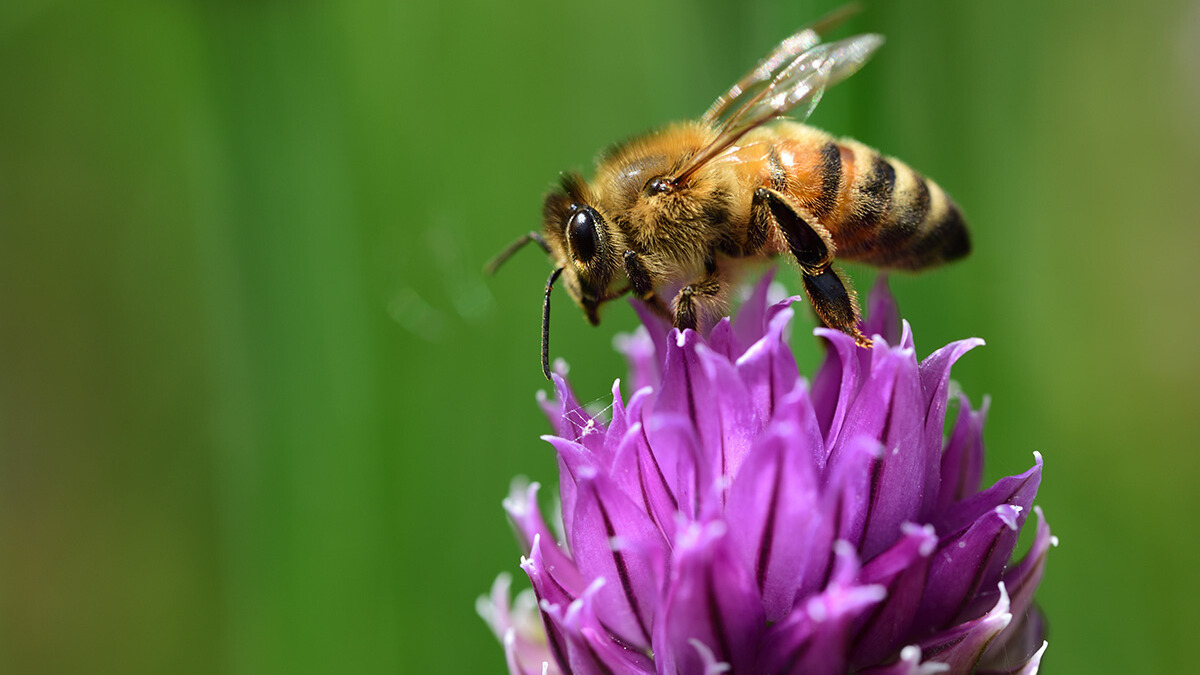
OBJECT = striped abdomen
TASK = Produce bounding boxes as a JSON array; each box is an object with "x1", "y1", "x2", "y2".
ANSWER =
[{"x1": 771, "y1": 128, "x2": 971, "y2": 271}]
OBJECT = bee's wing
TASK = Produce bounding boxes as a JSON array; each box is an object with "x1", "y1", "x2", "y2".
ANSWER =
[
  {"x1": 702, "y1": 30, "x2": 823, "y2": 125},
  {"x1": 723, "y1": 34, "x2": 883, "y2": 132},
  {"x1": 675, "y1": 33, "x2": 883, "y2": 186},
  {"x1": 703, "y1": 3, "x2": 861, "y2": 124}
]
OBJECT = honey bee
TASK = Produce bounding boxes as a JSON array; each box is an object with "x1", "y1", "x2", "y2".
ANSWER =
[{"x1": 489, "y1": 7, "x2": 970, "y2": 379}]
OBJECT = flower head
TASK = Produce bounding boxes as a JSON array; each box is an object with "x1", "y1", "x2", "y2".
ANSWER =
[{"x1": 480, "y1": 272, "x2": 1054, "y2": 674}]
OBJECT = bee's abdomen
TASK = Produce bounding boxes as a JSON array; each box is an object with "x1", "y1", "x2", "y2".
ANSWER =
[{"x1": 825, "y1": 139, "x2": 970, "y2": 270}]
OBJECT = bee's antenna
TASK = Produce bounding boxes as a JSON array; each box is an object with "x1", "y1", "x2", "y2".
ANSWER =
[
  {"x1": 542, "y1": 267, "x2": 564, "y2": 380},
  {"x1": 486, "y1": 232, "x2": 551, "y2": 276}
]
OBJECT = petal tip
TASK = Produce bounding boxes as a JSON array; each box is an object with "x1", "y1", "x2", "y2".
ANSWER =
[{"x1": 995, "y1": 504, "x2": 1022, "y2": 531}]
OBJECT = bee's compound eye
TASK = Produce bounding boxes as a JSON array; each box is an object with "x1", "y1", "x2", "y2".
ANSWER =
[{"x1": 566, "y1": 206, "x2": 600, "y2": 263}]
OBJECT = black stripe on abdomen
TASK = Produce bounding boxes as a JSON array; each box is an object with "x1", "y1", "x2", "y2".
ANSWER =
[
  {"x1": 836, "y1": 154, "x2": 895, "y2": 255},
  {"x1": 897, "y1": 201, "x2": 971, "y2": 269},
  {"x1": 813, "y1": 141, "x2": 842, "y2": 219},
  {"x1": 869, "y1": 170, "x2": 931, "y2": 262}
]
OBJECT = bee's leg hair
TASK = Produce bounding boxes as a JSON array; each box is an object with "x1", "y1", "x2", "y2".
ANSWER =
[
  {"x1": 623, "y1": 250, "x2": 671, "y2": 319},
  {"x1": 754, "y1": 188, "x2": 871, "y2": 347},
  {"x1": 801, "y1": 267, "x2": 870, "y2": 347},
  {"x1": 672, "y1": 257, "x2": 721, "y2": 332}
]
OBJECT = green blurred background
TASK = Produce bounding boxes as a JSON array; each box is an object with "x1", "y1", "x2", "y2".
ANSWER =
[{"x1": 1, "y1": 0, "x2": 1197, "y2": 672}]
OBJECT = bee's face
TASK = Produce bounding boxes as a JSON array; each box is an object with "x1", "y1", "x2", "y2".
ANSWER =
[{"x1": 541, "y1": 178, "x2": 623, "y2": 325}]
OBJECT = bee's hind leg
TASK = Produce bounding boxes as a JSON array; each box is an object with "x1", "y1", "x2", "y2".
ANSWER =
[
  {"x1": 672, "y1": 257, "x2": 722, "y2": 332},
  {"x1": 754, "y1": 188, "x2": 871, "y2": 347},
  {"x1": 800, "y1": 267, "x2": 871, "y2": 347}
]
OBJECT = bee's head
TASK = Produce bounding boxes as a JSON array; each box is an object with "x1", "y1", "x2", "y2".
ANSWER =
[{"x1": 541, "y1": 173, "x2": 624, "y2": 326}]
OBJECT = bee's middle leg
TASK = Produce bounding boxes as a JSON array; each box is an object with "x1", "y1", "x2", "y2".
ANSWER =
[
  {"x1": 672, "y1": 257, "x2": 722, "y2": 331},
  {"x1": 753, "y1": 188, "x2": 870, "y2": 346},
  {"x1": 623, "y1": 250, "x2": 671, "y2": 319}
]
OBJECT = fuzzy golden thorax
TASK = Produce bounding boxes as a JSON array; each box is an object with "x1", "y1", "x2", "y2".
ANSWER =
[{"x1": 590, "y1": 123, "x2": 744, "y2": 281}]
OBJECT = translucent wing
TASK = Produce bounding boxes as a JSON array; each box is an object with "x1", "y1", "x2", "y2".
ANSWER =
[
  {"x1": 702, "y1": 30, "x2": 824, "y2": 125},
  {"x1": 722, "y1": 34, "x2": 884, "y2": 135},
  {"x1": 673, "y1": 33, "x2": 883, "y2": 187},
  {"x1": 703, "y1": 3, "x2": 862, "y2": 124}
]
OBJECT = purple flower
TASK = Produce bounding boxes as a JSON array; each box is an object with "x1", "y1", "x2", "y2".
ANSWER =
[{"x1": 479, "y1": 272, "x2": 1054, "y2": 674}]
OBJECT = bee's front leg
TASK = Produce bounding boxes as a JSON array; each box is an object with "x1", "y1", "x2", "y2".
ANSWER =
[
  {"x1": 753, "y1": 188, "x2": 871, "y2": 347},
  {"x1": 623, "y1": 250, "x2": 671, "y2": 319},
  {"x1": 672, "y1": 257, "x2": 722, "y2": 332}
]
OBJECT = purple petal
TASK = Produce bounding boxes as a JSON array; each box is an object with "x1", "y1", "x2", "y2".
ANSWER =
[
  {"x1": 478, "y1": 574, "x2": 561, "y2": 675},
  {"x1": 630, "y1": 298, "x2": 672, "y2": 373},
  {"x1": 541, "y1": 374, "x2": 608, "y2": 456},
  {"x1": 705, "y1": 317, "x2": 734, "y2": 360},
  {"x1": 614, "y1": 418, "x2": 682, "y2": 543},
  {"x1": 605, "y1": 388, "x2": 655, "y2": 509},
  {"x1": 540, "y1": 372, "x2": 590, "y2": 441},
  {"x1": 542, "y1": 436, "x2": 590, "y2": 537},
  {"x1": 851, "y1": 523, "x2": 939, "y2": 667},
  {"x1": 477, "y1": 572, "x2": 514, "y2": 641},
  {"x1": 657, "y1": 331, "x2": 755, "y2": 511},
  {"x1": 521, "y1": 536, "x2": 581, "y2": 673},
  {"x1": 615, "y1": 326, "x2": 662, "y2": 395},
  {"x1": 936, "y1": 394, "x2": 990, "y2": 511},
  {"x1": 533, "y1": 580, "x2": 616, "y2": 675},
  {"x1": 832, "y1": 336, "x2": 908, "y2": 449},
  {"x1": 536, "y1": 604, "x2": 601, "y2": 675},
  {"x1": 688, "y1": 638, "x2": 741, "y2": 675},
  {"x1": 919, "y1": 582, "x2": 1013, "y2": 672},
  {"x1": 811, "y1": 436, "x2": 882, "y2": 587},
  {"x1": 862, "y1": 274, "x2": 901, "y2": 346},
  {"x1": 772, "y1": 383, "x2": 829, "y2": 474},
  {"x1": 759, "y1": 543, "x2": 885, "y2": 675},
  {"x1": 542, "y1": 386, "x2": 650, "y2": 538},
  {"x1": 643, "y1": 413, "x2": 705, "y2": 524},
  {"x1": 979, "y1": 609, "x2": 1048, "y2": 675},
  {"x1": 999, "y1": 505, "x2": 1054, "y2": 627},
  {"x1": 656, "y1": 330, "x2": 710, "y2": 439},
  {"x1": 605, "y1": 379, "x2": 630, "y2": 449},
  {"x1": 567, "y1": 468, "x2": 668, "y2": 649},
  {"x1": 932, "y1": 453, "x2": 1043, "y2": 621},
  {"x1": 726, "y1": 416, "x2": 823, "y2": 621},
  {"x1": 732, "y1": 266, "x2": 778, "y2": 351},
  {"x1": 935, "y1": 453, "x2": 1042, "y2": 536},
  {"x1": 707, "y1": 316, "x2": 737, "y2": 361},
  {"x1": 502, "y1": 628, "x2": 558, "y2": 675},
  {"x1": 735, "y1": 304, "x2": 802, "y2": 436},
  {"x1": 980, "y1": 637, "x2": 1048, "y2": 675},
  {"x1": 696, "y1": 342, "x2": 758, "y2": 490},
  {"x1": 504, "y1": 481, "x2": 583, "y2": 596},
  {"x1": 763, "y1": 290, "x2": 803, "y2": 332},
  {"x1": 654, "y1": 521, "x2": 766, "y2": 675},
  {"x1": 831, "y1": 340, "x2": 928, "y2": 560},
  {"x1": 853, "y1": 645, "x2": 931, "y2": 675},
  {"x1": 981, "y1": 506, "x2": 1055, "y2": 670},
  {"x1": 563, "y1": 579, "x2": 655, "y2": 673},
  {"x1": 810, "y1": 327, "x2": 866, "y2": 446},
  {"x1": 916, "y1": 337, "x2": 985, "y2": 521},
  {"x1": 543, "y1": 436, "x2": 596, "y2": 485},
  {"x1": 607, "y1": 422, "x2": 654, "y2": 505},
  {"x1": 915, "y1": 504, "x2": 1023, "y2": 633}
]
